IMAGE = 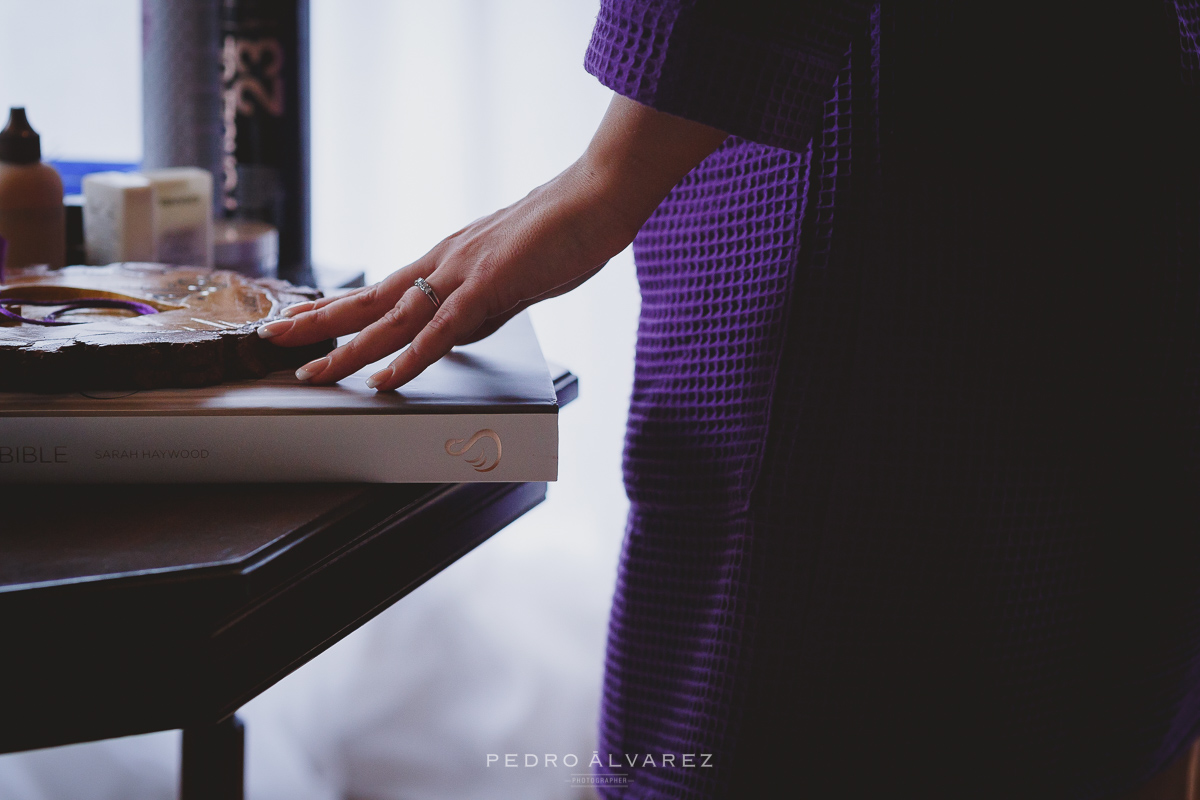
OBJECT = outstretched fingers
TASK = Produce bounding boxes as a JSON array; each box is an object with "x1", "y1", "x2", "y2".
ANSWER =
[
  {"x1": 257, "y1": 258, "x2": 435, "y2": 347},
  {"x1": 295, "y1": 277, "x2": 460, "y2": 386},
  {"x1": 277, "y1": 285, "x2": 369, "y2": 319},
  {"x1": 259, "y1": 285, "x2": 399, "y2": 346},
  {"x1": 367, "y1": 284, "x2": 489, "y2": 391}
]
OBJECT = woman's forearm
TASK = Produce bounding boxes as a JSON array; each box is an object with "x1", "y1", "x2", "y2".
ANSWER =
[{"x1": 574, "y1": 95, "x2": 730, "y2": 252}]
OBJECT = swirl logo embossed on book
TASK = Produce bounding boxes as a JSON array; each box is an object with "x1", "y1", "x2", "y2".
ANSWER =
[{"x1": 445, "y1": 430, "x2": 502, "y2": 473}]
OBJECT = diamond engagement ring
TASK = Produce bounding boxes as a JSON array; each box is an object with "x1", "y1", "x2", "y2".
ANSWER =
[{"x1": 413, "y1": 277, "x2": 441, "y2": 310}]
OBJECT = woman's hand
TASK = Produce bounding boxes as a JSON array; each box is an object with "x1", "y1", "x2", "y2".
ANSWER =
[{"x1": 257, "y1": 95, "x2": 727, "y2": 391}]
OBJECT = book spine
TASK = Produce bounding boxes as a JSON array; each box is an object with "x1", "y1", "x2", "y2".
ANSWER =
[{"x1": 0, "y1": 413, "x2": 556, "y2": 483}]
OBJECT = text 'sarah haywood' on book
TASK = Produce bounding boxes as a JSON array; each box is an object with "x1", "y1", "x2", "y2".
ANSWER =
[{"x1": 0, "y1": 313, "x2": 559, "y2": 483}]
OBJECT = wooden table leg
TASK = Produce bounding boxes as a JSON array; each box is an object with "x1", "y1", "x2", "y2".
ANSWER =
[{"x1": 180, "y1": 714, "x2": 244, "y2": 800}]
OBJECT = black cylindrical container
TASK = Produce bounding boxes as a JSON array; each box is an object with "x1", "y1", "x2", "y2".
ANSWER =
[{"x1": 219, "y1": 0, "x2": 311, "y2": 284}]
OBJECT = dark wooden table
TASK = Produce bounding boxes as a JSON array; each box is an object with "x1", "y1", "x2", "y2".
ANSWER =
[{"x1": 0, "y1": 369, "x2": 577, "y2": 799}]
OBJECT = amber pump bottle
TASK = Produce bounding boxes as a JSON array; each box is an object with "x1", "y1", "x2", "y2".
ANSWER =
[{"x1": 0, "y1": 108, "x2": 65, "y2": 269}]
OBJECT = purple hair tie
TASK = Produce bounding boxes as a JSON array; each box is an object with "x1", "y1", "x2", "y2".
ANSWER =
[{"x1": 0, "y1": 296, "x2": 160, "y2": 326}]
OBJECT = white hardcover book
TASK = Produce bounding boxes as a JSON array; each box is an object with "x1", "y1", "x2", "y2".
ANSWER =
[{"x1": 0, "y1": 313, "x2": 559, "y2": 483}]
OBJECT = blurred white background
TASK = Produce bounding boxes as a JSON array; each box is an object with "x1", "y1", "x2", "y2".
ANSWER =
[{"x1": 0, "y1": 1, "x2": 636, "y2": 797}]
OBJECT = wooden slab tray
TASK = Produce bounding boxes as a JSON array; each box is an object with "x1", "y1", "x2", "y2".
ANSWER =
[{"x1": 0, "y1": 263, "x2": 334, "y2": 392}]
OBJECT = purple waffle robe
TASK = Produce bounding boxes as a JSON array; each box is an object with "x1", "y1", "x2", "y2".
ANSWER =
[{"x1": 584, "y1": 2, "x2": 1200, "y2": 798}]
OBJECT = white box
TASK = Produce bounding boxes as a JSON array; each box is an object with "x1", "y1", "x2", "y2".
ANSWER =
[
  {"x1": 144, "y1": 167, "x2": 214, "y2": 268},
  {"x1": 82, "y1": 172, "x2": 156, "y2": 265}
]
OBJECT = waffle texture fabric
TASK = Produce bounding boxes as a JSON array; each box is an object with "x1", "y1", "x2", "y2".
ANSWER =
[{"x1": 585, "y1": 2, "x2": 1200, "y2": 798}]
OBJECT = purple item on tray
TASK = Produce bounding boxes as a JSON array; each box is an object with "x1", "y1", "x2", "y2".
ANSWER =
[{"x1": 0, "y1": 296, "x2": 159, "y2": 326}]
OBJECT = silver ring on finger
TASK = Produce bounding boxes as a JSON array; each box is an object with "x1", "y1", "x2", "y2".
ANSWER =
[{"x1": 413, "y1": 277, "x2": 441, "y2": 310}]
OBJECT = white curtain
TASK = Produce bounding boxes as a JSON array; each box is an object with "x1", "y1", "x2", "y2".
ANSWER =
[{"x1": 0, "y1": 1, "x2": 636, "y2": 798}]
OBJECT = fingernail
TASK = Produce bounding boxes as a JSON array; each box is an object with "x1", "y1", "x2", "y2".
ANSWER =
[
  {"x1": 296, "y1": 357, "x2": 330, "y2": 381},
  {"x1": 282, "y1": 301, "x2": 314, "y2": 318},
  {"x1": 365, "y1": 367, "x2": 393, "y2": 390},
  {"x1": 256, "y1": 318, "x2": 295, "y2": 339}
]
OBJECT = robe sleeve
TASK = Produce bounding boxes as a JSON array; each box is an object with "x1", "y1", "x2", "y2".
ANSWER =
[{"x1": 584, "y1": 0, "x2": 873, "y2": 153}]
